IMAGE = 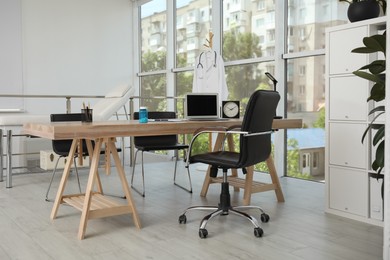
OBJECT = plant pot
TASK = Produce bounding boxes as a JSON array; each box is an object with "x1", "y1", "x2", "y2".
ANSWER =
[{"x1": 347, "y1": 0, "x2": 380, "y2": 22}]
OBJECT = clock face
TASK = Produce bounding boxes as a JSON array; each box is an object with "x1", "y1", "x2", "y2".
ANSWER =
[{"x1": 222, "y1": 101, "x2": 240, "y2": 118}]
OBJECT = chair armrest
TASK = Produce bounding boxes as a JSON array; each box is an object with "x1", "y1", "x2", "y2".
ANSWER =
[
  {"x1": 185, "y1": 128, "x2": 275, "y2": 168},
  {"x1": 186, "y1": 127, "x2": 237, "y2": 167}
]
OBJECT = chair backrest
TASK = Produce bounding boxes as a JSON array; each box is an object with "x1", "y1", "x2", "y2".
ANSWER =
[
  {"x1": 236, "y1": 90, "x2": 280, "y2": 168},
  {"x1": 50, "y1": 113, "x2": 86, "y2": 156},
  {"x1": 133, "y1": 111, "x2": 177, "y2": 147}
]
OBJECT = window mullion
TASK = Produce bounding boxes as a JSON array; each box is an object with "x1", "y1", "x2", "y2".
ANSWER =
[{"x1": 166, "y1": 0, "x2": 175, "y2": 109}]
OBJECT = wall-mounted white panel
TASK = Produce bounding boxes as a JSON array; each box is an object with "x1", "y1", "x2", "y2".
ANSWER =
[
  {"x1": 22, "y1": 0, "x2": 133, "y2": 113},
  {"x1": 0, "y1": 0, "x2": 23, "y2": 110}
]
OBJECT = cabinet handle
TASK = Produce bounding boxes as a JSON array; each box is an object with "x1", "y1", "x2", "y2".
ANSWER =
[
  {"x1": 344, "y1": 162, "x2": 348, "y2": 165},
  {"x1": 345, "y1": 115, "x2": 349, "y2": 119}
]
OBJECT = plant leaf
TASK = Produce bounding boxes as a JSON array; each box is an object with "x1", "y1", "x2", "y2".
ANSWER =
[
  {"x1": 357, "y1": 60, "x2": 386, "y2": 74},
  {"x1": 352, "y1": 34, "x2": 386, "y2": 55},
  {"x1": 361, "y1": 124, "x2": 372, "y2": 143},
  {"x1": 368, "y1": 83, "x2": 385, "y2": 102},
  {"x1": 370, "y1": 112, "x2": 385, "y2": 127},
  {"x1": 373, "y1": 125, "x2": 385, "y2": 145},
  {"x1": 373, "y1": 141, "x2": 385, "y2": 170},
  {"x1": 353, "y1": 71, "x2": 382, "y2": 83},
  {"x1": 368, "y1": 105, "x2": 385, "y2": 115}
]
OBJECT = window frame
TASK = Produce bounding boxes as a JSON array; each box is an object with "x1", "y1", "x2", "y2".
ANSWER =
[{"x1": 133, "y1": 0, "x2": 341, "y2": 178}]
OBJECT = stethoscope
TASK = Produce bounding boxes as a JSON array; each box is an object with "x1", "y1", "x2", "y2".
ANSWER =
[{"x1": 196, "y1": 50, "x2": 217, "y2": 69}]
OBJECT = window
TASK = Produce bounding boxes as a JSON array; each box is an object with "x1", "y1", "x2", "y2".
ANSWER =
[
  {"x1": 299, "y1": 27, "x2": 306, "y2": 39},
  {"x1": 136, "y1": 0, "x2": 349, "y2": 182},
  {"x1": 322, "y1": 4, "x2": 329, "y2": 15},
  {"x1": 299, "y1": 8, "x2": 306, "y2": 19},
  {"x1": 259, "y1": 35, "x2": 265, "y2": 44},
  {"x1": 267, "y1": 29, "x2": 275, "y2": 41},
  {"x1": 299, "y1": 85, "x2": 305, "y2": 95},
  {"x1": 223, "y1": 0, "x2": 275, "y2": 61},
  {"x1": 302, "y1": 154, "x2": 307, "y2": 168},
  {"x1": 267, "y1": 47, "x2": 275, "y2": 57},
  {"x1": 299, "y1": 65, "x2": 306, "y2": 76},
  {"x1": 140, "y1": 0, "x2": 167, "y2": 72},
  {"x1": 258, "y1": 0, "x2": 265, "y2": 10},
  {"x1": 256, "y1": 18, "x2": 264, "y2": 28},
  {"x1": 289, "y1": 26, "x2": 294, "y2": 37},
  {"x1": 313, "y1": 152, "x2": 319, "y2": 169},
  {"x1": 225, "y1": 62, "x2": 274, "y2": 106},
  {"x1": 176, "y1": 0, "x2": 211, "y2": 68}
]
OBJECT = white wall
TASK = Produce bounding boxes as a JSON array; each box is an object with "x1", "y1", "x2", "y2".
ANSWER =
[
  {"x1": 0, "y1": 0, "x2": 24, "y2": 110},
  {"x1": 18, "y1": 0, "x2": 133, "y2": 114}
]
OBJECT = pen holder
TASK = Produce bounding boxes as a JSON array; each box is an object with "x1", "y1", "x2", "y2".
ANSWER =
[{"x1": 81, "y1": 109, "x2": 93, "y2": 122}]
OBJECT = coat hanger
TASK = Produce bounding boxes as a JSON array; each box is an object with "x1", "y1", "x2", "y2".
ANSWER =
[
  {"x1": 203, "y1": 31, "x2": 214, "y2": 49},
  {"x1": 197, "y1": 31, "x2": 216, "y2": 68}
]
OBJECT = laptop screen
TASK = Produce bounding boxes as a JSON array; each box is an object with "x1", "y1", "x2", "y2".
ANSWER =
[{"x1": 185, "y1": 93, "x2": 219, "y2": 120}]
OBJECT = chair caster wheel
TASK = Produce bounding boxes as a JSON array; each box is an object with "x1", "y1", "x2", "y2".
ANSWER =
[
  {"x1": 260, "y1": 213, "x2": 270, "y2": 223},
  {"x1": 178, "y1": 214, "x2": 187, "y2": 224},
  {"x1": 254, "y1": 227, "x2": 263, "y2": 237},
  {"x1": 199, "y1": 228, "x2": 208, "y2": 238}
]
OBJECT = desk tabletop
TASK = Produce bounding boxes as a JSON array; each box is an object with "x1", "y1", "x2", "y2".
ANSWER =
[{"x1": 22, "y1": 118, "x2": 302, "y2": 140}]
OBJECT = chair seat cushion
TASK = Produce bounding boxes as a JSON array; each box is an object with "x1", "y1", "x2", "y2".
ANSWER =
[{"x1": 190, "y1": 151, "x2": 240, "y2": 168}]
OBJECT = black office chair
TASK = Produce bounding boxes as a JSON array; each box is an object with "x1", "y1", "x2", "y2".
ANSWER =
[
  {"x1": 45, "y1": 113, "x2": 89, "y2": 201},
  {"x1": 131, "y1": 111, "x2": 192, "y2": 197},
  {"x1": 178, "y1": 90, "x2": 280, "y2": 238}
]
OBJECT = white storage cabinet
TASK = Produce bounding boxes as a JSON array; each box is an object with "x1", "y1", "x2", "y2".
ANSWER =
[{"x1": 325, "y1": 17, "x2": 386, "y2": 224}]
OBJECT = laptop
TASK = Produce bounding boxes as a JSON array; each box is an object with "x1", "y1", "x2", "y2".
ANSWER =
[{"x1": 185, "y1": 93, "x2": 225, "y2": 121}]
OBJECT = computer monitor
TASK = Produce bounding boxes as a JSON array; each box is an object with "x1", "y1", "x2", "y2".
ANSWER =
[{"x1": 184, "y1": 93, "x2": 219, "y2": 120}]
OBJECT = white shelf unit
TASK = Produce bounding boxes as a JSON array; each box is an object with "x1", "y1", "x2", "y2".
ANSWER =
[{"x1": 325, "y1": 16, "x2": 386, "y2": 226}]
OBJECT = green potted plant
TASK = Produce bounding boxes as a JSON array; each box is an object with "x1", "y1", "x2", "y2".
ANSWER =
[
  {"x1": 352, "y1": 31, "x2": 386, "y2": 196},
  {"x1": 339, "y1": 0, "x2": 387, "y2": 22}
]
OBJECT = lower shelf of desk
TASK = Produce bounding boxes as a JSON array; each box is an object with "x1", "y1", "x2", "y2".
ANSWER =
[{"x1": 62, "y1": 193, "x2": 133, "y2": 219}]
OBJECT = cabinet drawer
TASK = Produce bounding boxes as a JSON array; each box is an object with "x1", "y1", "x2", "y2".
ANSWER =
[
  {"x1": 329, "y1": 167, "x2": 368, "y2": 217},
  {"x1": 329, "y1": 26, "x2": 368, "y2": 75},
  {"x1": 329, "y1": 76, "x2": 368, "y2": 121},
  {"x1": 329, "y1": 123, "x2": 367, "y2": 168},
  {"x1": 370, "y1": 174, "x2": 383, "y2": 220}
]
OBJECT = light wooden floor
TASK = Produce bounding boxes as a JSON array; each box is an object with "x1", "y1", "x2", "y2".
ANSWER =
[{"x1": 0, "y1": 160, "x2": 383, "y2": 260}]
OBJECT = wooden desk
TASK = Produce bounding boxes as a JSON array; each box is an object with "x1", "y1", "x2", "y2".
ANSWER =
[{"x1": 23, "y1": 118, "x2": 301, "y2": 239}]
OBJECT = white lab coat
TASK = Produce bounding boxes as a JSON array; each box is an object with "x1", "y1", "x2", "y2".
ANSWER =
[{"x1": 192, "y1": 50, "x2": 229, "y2": 102}]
